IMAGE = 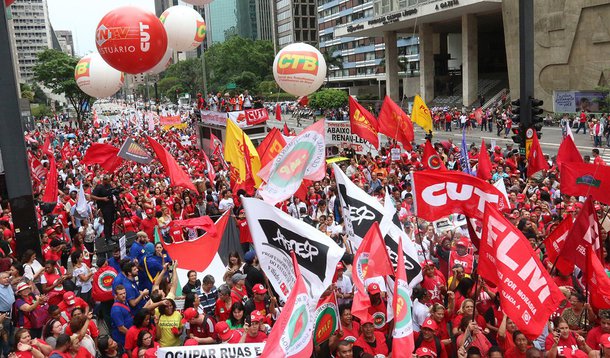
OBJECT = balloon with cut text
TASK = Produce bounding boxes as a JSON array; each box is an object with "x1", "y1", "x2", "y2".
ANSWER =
[
  {"x1": 181, "y1": 0, "x2": 214, "y2": 5},
  {"x1": 95, "y1": 6, "x2": 168, "y2": 74},
  {"x1": 147, "y1": 46, "x2": 174, "y2": 75},
  {"x1": 273, "y1": 42, "x2": 327, "y2": 97},
  {"x1": 159, "y1": 5, "x2": 206, "y2": 52},
  {"x1": 74, "y1": 53, "x2": 124, "y2": 98}
]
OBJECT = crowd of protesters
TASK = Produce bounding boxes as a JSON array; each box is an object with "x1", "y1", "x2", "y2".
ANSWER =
[{"x1": 0, "y1": 96, "x2": 610, "y2": 358}]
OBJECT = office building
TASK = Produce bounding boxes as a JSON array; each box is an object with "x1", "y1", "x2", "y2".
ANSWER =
[
  {"x1": 55, "y1": 30, "x2": 74, "y2": 57},
  {"x1": 276, "y1": 0, "x2": 319, "y2": 48}
]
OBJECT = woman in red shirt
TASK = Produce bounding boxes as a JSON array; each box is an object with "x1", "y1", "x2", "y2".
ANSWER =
[
  {"x1": 504, "y1": 331, "x2": 530, "y2": 358},
  {"x1": 338, "y1": 304, "x2": 360, "y2": 343},
  {"x1": 14, "y1": 328, "x2": 51, "y2": 358}
]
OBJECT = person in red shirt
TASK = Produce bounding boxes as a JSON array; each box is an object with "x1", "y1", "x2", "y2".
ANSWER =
[
  {"x1": 182, "y1": 307, "x2": 217, "y2": 344},
  {"x1": 587, "y1": 312, "x2": 610, "y2": 351},
  {"x1": 140, "y1": 209, "x2": 158, "y2": 241},
  {"x1": 230, "y1": 273, "x2": 248, "y2": 304},
  {"x1": 243, "y1": 311, "x2": 267, "y2": 343},
  {"x1": 545, "y1": 318, "x2": 590, "y2": 357},
  {"x1": 353, "y1": 317, "x2": 389, "y2": 357},
  {"x1": 366, "y1": 283, "x2": 388, "y2": 334},
  {"x1": 415, "y1": 318, "x2": 448, "y2": 358},
  {"x1": 215, "y1": 321, "x2": 242, "y2": 344},
  {"x1": 215, "y1": 285, "x2": 232, "y2": 323},
  {"x1": 57, "y1": 292, "x2": 89, "y2": 320},
  {"x1": 14, "y1": 328, "x2": 51, "y2": 358},
  {"x1": 420, "y1": 260, "x2": 447, "y2": 305},
  {"x1": 338, "y1": 304, "x2": 360, "y2": 343},
  {"x1": 124, "y1": 308, "x2": 155, "y2": 355},
  {"x1": 236, "y1": 210, "x2": 252, "y2": 253},
  {"x1": 504, "y1": 331, "x2": 530, "y2": 358}
]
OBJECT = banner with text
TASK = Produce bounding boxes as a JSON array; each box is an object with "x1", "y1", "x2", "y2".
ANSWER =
[
  {"x1": 118, "y1": 137, "x2": 152, "y2": 164},
  {"x1": 325, "y1": 120, "x2": 376, "y2": 154},
  {"x1": 553, "y1": 90, "x2": 609, "y2": 113},
  {"x1": 200, "y1": 110, "x2": 228, "y2": 127},
  {"x1": 228, "y1": 108, "x2": 269, "y2": 127},
  {"x1": 157, "y1": 343, "x2": 265, "y2": 358}
]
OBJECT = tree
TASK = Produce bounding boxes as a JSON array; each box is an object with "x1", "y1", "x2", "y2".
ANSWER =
[
  {"x1": 20, "y1": 83, "x2": 34, "y2": 102},
  {"x1": 309, "y1": 89, "x2": 348, "y2": 110},
  {"x1": 33, "y1": 49, "x2": 92, "y2": 128},
  {"x1": 162, "y1": 58, "x2": 202, "y2": 96},
  {"x1": 323, "y1": 47, "x2": 344, "y2": 82}
]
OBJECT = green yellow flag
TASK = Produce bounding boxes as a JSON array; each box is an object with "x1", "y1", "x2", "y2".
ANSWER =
[
  {"x1": 411, "y1": 95, "x2": 433, "y2": 133},
  {"x1": 224, "y1": 119, "x2": 262, "y2": 186}
]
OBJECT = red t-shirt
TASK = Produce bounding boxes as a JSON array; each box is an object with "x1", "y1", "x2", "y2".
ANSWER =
[
  {"x1": 237, "y1": 219, "x2": 252, "y2": 244},
  {"x1": 367, "y1": 301, "x2": 388, "y2": 334},
  {"x1": 140, "y1": 218, "x2": 158, "y2": 241},
  {"x1": 504, "y1": 347, "x2": 528, "y2": 358},
  {"x1": 586, "y1": 326, "x2": 607, "y2": 352},
  {"x1": 244, "y1": 331, "x2": 267, "y2": 343},
  {"x1": 354, "y1": 331, "x2": 389, "y2": 356},
  {"x1": 64, "y1": 320, "x2": 100, "y2": 339},
  {"x1": 231, "y1": 286, "x2": 248, "y2": 304},
  {"x1": 340, "y1": 321, "x2": 361, "y2": 343},
  {"x1": 73, "y1": 346, "x2": 94, "y2": 358},
  {"x1": 123, "y1": 326, "x2": 155, "y2": 353},
  {"x1": 57, "y1": 297, "x2": 89, "y2": 317},
  {"x1": 545, "y1": 333, "x2": 581, "y2": 357},
  {"x1": 421, "y1": 272, "x2": 446, "y2": 305},
  {"x1": 215, "y1": 298, "x2": 231, "y2": 322}
]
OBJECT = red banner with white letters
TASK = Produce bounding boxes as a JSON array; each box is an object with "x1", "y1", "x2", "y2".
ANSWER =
[
  {"x1": 479, "y1": 203, "x2": 563, "y2": 339},
  {"x1": 412, "y1": 170, "x2": 509, "y2": 222},
  {"x1": 244, "y1": 108, "x2": 269, "y2": 125}
]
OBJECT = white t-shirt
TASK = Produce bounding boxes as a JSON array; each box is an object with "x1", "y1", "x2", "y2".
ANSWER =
[
  {"x1": 336, "y1": 275, "x2": 353, "y2": 306},
  {"x1": 23, "y1": 260, "x2": 43, "y2": 283},
  {"x1": 218, "y1": 198, "x2": 234, "y2": 212},
  {"x1": 73, "y1": 264, "x2": 93, "y2": 293}
]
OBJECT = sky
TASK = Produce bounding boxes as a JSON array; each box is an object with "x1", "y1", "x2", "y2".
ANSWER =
[{"x1": 46, "y1": 0, "x2": 157, "y2": 57}]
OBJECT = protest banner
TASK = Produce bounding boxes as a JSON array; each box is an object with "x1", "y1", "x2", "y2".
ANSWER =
[
  {"x1": 157, "y1": 343, "x2": 265, "y2": 358},
  {"x1": 118, "y1": 137, "x2": 152, "y2": 164}
]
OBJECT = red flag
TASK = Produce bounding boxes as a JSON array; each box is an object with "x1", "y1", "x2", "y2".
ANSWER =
[
  {"x1": 476, "y1": 139, "x2": 493, "y2": 181},
  {"x1": 560, "y1": 162, "x2": 610, "y2": 205},
  {"x1": 60, "y1": 141, "x2": 70, "y2": 162},
  {"x1": 210, "y1": 134, "x2": 229, "y2": 171},
  {"x1": 41, "y1": 154, "x2": 58, "y2": 204},
  {"x1": 201, "y1": 150, "x2": 216, "y2": 184},
  {"x1": 275, "y1": 103, "x2": 282, "y2": 121},
  {"x1": 479, "y1": 203, "x2": 562, "y2": 339},
  {"x1": 313, "y1": 293, "x2": 340, "y2": 345},
  {"x1": 378, "y1": 96, "x2": 414, "y2": 150},
  {"x1": 283, "y1": 123, "x2": 290, "y2": 136},
  {"x1": 527, "y1": 130, "x2": 548, "y2": 177},
  {"x1": 82, "y1": 143, "x2": 124, "y2": 173},
  {"x1": 351, "y1": 222, "x2": 394, "y2": 321},
  {"x1": 585, "y1": 245, "x2": 610, "y2": 309},
  {"x1": 260, "y1": 251, "x2": 314, "y2": 358},
  {"x1": 146, "y1": 136, "x2": 197, "y2": 192},
  {"x1": 411, "y1": 170, "x2": 510, "y2": 222},
  {"x1": 168, "y1": 216, "x2": 216, "y2": 232},
  {"x1": 232, "y1": 133, "x2": 256, "y2": 196},
  {"x1": 102, "y1": 125, "x2": 111, "y2": 138},
  {"x1": 422, "y1": 139, "x2": 446, "y2": 170},
  {"x1": 542, "y1": 218, "x2": 574, "y2": 275},
  {"x1": 349, "y1": 96, "x2": 379, "y2": 148},
  {"x1": 474, "y1": 107, "x2": 483, "y2": 125},
  {"x1": 556, "y1": 134, "x2": 583, "y2": 170},
  {"x1": 392, "y1": 235, "x2": 415, "y2": 355},
  {"x1": 556, "y1": 196, "x2": 601, "y2": 273},
  {"x1": 256, "y1": 127, "x2": 287, "y2": 168},
  {"x1": 41, "y1": 135, "x2": 51, "y2": 156},
  {"x1": 297, "y1": 96, "x2": 309, "y2": 107}
]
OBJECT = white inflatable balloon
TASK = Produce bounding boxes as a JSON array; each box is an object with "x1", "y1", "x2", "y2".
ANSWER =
[
  {"x1": 181, "y1": 0, "x2": 213, "y2": 5},
  {"x1": 74, "y1": 53, "x2": 124, "y2": 98},
  {"x1": 273, "y1": 43, "x2": 327, "y2": 97},
  {"x1": 160, "y1": 5, "x2": 206, "y2": 52},
  {"x1": 147, "y1": 47, "x2": 174, "y2": 75}
]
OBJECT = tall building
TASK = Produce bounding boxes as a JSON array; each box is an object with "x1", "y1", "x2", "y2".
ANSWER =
[
  {"x1": 256, "y1": 0, "x2": 274, "y2": 41},
  {"x1": 276, "y1": 0, "x2": 318, "y2": 48},
  {"x1": 208, "y1": 0, "x2": 273, "y2": 43},
  {"x1": 8, "y1": 0, "x2": 54, "y2": 83},
  {"x1": 208, "y1": 0, "x2": 239, "y2": 43},
  {"x1": 55, "y1": 30, "x2": 74, "y2": 57}
]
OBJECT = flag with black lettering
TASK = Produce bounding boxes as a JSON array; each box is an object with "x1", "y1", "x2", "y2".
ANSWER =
[{"x1": 243, "y1": 197, "x2": 345, "y2": 303}]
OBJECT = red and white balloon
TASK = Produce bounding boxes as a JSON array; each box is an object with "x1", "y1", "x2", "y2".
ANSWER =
[
  {"x1": 147, "y1": 47, "x2": 174, "y2": 75},
  {"x1": 273, "y1": 43, "x2": 327, "y2": 97},
  {"x1": 160, "y1": 6, "x2": 206, "y2": 52},
  {"x1": 74, "y1": 53, "x2": 124, "y2": 98},
  {"x1": 95, "y1": 6, "x2": 168, "y2": 74}
]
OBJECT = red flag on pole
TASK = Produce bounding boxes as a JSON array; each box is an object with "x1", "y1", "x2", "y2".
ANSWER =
[
  {"x1": 201, "y1": 150, "x2": 216, "y2": 184},
  {"x1": 560, "y1": 162, "x2": 610, "y2": 205},
  {"x1": 392, "y1": 236, "x2": 415, "y2": 355},
  {"x1": 556, "y1": 196, "x2": 601, "y2": 273},
  {"x1": 479, "y1": 203, "x2": 562, "y2": 339},
  {"x1": 297, "y1": 96, "x2": 309, "y2": 107},
  {"x1": 348, "y1": 96, "x2": 379, "y2": 148},
  {"x1": 256, "y1": 127, "x2": 287, "y2": 168},
  {"x1": 422, "y1": 139, "x2": 446, "y2": 170},
  {"x1": 542, "y1": 218, "x2": 574, "y2": 275},
  {"x1": 474, "y1": 107, "x2": 483, "y2": 125},
  {"x1": 146, "y1": 136, "x2": 197, "y2": 192},
  {"x1": 41, "y1": 155, "x2": 58, "y2": 204},
  {"x1": 283, "y1": 123, "x2": 290, "y2": 136},
  {"x1": 275, "y1": 103, "x2": 282, "y2": 121},
  {"x1": 232, "y1": 133, "x2": 256, "y2": 196},
  {"x1": 378, "y1": 96, "x2": 414, "y2": 150},
  {"x1": 82, "y1": 143, "x2": 124, "y2": 173},
  {"x1": 527, "y1": 130, "x2": 548, "y2": 177},
  {"x1": 585, "y1": 245, "x2": 610, "y2": 309},
  {"x1": 476, "y1": 139, "x2": 493, "y2": 181},
  {"x1": 556, "y1": 131, "x2": 583, "y2": 170},
  {"x1": 351, "y1": 222, "x2": 394, "y2": 321}
]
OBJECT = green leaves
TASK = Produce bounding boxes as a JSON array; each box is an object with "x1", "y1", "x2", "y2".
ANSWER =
[{"x1": 308, "y1": 89, "x2": 348, "y2": 110}]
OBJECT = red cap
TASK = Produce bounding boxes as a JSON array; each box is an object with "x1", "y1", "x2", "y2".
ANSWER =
[
  {"x1": 184, "y1": 339, "x2": 198, "y2": 346},
  {"x1": 252, "y1": 284, "x2": 267, "y2": 294},
  {"x1": 421, "y1": 318, "x2": 438, "y2": 331},
  {"x1": 250, "y1": 310, "x2": 264, "y2": 322},
  {"x1": 456, "y1": 238, "x2": 469, "y2": 247},
  {"x1": 215, "y1": 321, "x2": 232, "y2": 341},
  {"x1": 145, "y1": 209, "x2": 153, "y2": 215},
  {"x1": 367, "y1": 283, "x2": 381, "y2": 295},
  {"x1": 517, "y1": 193, "x2": 525, "y2": 202},
  {"x1": 63, "y1": 291, "x2": 76, "y2": 305},
  {"x1": 336, "y1": 262, "x2": 345, "y2": 271},
  {"x1": 420, "y1": 260, "x2": 435, "y2": 268},
  {"x1": 181, "y1": 307, "x2": 198, "y2": 324},
  {"x1": 415, "y1": 347, "x2": 438, "y2": 357}
]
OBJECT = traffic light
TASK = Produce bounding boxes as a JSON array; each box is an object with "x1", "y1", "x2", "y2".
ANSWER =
[
  {"x1": 511, "y1": 99, "x2": 521, "y2": 126},
  {"x1": 530, "y1": 98, "x2": 544, "y2": 138},
  {"x1": 511, "y1": 127, "x2": 523, "y2": 144}
]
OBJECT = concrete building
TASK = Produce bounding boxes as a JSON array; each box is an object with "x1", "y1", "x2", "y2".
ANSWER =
[
  {"x1": 8, "y1": 0, "x2": 54, "y2": 84},
  {"x1": 318, "y1": 0, "x2": 420, "y2": 98},
  {"x1": 333, "y1": 0, "x2": 610, "y2": 111},
  {"x1": 276, "y1": 0, "x2": 319, "y2": 48},
  {"x1": 55, "y1": 30, "x2": 74, "y2": 57}
]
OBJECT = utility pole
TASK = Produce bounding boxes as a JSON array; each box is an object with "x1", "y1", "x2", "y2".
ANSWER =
[
  {"x1": 199, "y1": 6, "x2": 208, "y2": 96},
  {"x1": 0, "y1": 3, "x2": 41, "y2": 258},
  {"x1": 518, "y1": 0, "x2": 534, "y2": 136}
]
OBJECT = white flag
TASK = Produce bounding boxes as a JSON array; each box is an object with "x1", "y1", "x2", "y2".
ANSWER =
[{"x1": 76, "y1": 183, "x2": 89, "y2": 217}]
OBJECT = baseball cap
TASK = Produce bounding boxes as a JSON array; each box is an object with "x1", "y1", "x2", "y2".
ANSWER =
[
  {"x1": 456, "y1": 238, "x2": 469, "y2": 247},
  {"x1": 336, "y1": 262, "x2": 345, "y2": 271},
  {"x1": 215, "y1": 321, "x2": 232, "y2": 341},
  {"x1": 250, "y1": 310, "x2": 264, "y2": 322},
  {"x1": 16, "y1": 282, "x2": 30, "y2": 293},
  {"x1": 421, "y1": 318, "x2": 438, "y2": 331},
  {"x1": 252, "y1": 284, "x2": 267, "y2": 294},
  {"x1": 244, "y1": 250, "x2": 256, "y2": 263},
  {"x1": 367, "y1": 283, "x2": 381, "y2": 295},
  {"x1": 145, "y1": 209, "x2": 153, "y2": 215},
  {"x1": 421, "y1": 260, "x2": 435, "y2": 268},
  {"x1": 231, "y1": 272, "x2": 247, "y2": 283},
  {"x1": 415, "y1": 347, "x2": 437, "y2": 357},
  {"x1": 181, "y1": 307, "x2": 198, "y2": 324},
  {"x1": 601, "y1": 334, "x2": 610, "y2": 348},
  {"x1": 63, "y1": 291, "x2": 76, "y2": 306}
]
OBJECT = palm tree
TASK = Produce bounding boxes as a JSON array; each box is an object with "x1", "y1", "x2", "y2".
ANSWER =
[{"x1": 322, "y1": 46, "x2": 344, "y2": 83}]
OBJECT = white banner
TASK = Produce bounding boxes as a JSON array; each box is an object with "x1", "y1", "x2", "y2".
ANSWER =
[
  {"x1": 157, "y1": 343, "x2": 265, "y2": 358},
  {"x1": 325, "y1": 120, "x2": 375, "y2": 154},
  {"x1": 243, "y1": 197, "x2": 345, "y2": 303}
]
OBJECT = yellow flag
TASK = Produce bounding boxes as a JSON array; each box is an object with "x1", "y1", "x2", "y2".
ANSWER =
[
  {"x1": 224, "y1": 119, "x2": 262, "y2": 186},
  {"x1": 411, "y1": 95, "x2": 433, "y2": 133}
]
